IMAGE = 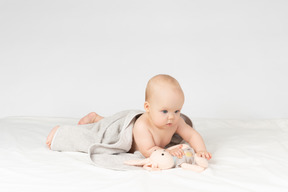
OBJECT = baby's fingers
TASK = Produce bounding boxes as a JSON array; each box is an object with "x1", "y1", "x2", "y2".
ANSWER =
[
  {"x1": 197, "y1": 152, "x2": 212, "y2": 160},
  {"x1": 171, "y1": 149, "x2": 184, "y2": 159},
  {"x1": 206, "y1": 152, "x2": 212, "y2": 160},
  {"x1": 178, "y1": 149, "x2": 185, "y2": 158}
]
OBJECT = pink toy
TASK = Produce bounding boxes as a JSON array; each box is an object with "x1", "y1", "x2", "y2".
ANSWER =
[{"x1": 125, "y1": 144, "x2": 208, "y2": 172}]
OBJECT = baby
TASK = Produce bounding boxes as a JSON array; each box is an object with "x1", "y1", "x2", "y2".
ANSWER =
[{"x1": 46, "y1": 74, "x2": 211, "y2": 160}]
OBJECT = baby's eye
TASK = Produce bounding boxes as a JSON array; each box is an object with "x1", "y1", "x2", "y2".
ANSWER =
[
  {"x1": 175, "y1": 110, "x2": 180, "y2": 114},
  {"x1": 162, "y1": 110, "x2": 168, "y2": 114}
]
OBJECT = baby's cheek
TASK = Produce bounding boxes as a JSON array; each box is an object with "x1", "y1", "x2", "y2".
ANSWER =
[{"x1": 154, "y1": 118, "x2": 166, "y2": 126}]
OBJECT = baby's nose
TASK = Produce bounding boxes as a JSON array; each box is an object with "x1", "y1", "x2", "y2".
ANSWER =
[{"x1": 168, "y1": 113, "x2": 175, "y2": 120}]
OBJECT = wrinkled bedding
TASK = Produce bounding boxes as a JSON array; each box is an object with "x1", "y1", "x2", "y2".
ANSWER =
[{"x1": 1, "y1": 116, "x2": 288, "y2": 192}]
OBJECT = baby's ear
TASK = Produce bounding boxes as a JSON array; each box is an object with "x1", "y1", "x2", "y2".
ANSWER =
[{"x1": 144, "y1": 101, "x2": 150, "y2": 112}]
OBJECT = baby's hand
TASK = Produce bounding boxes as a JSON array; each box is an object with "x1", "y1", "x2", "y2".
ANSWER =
[
  {"x1": 167, "y1": 144, "x2": 185, "y2": 159},
  {"x1": 196, "y1": 151, "x2": 212, "y2": 160}
]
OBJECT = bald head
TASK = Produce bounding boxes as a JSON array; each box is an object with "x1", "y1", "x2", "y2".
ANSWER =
[{"x1": 145, "y1": 74, "x2": 184, "y2": 102}]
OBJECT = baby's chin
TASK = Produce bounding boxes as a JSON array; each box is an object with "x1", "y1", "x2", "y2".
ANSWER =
[
  {"x1": 154, "y1": 122, "x2": 176, "y2": 129},
  {"x1": 163, "y1": 122, "x2": 177, "y2": 128}
]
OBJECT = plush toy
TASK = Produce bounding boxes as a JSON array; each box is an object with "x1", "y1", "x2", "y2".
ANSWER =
[{"x1": 125, "y1": 144, "x2": 208, "y2": 172}]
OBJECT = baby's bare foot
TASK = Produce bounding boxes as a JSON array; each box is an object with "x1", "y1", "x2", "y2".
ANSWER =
[
  {"x1": 78, "y1": 112, "x2": 103, "y2": 125},
  {"x1": 46, "y1": 125, "x2": 60, "y2": 149}
]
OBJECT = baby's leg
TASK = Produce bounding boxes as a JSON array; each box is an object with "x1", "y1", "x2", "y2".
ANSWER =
[
  {"x1": 46, "y1": 125, "x2": 60, "y2": 149},
  {"x1": 46, "y1": 113, "x2": 103, "y2": 149},
  {"x1": 78, "y1": 112, "x2": 104, "y2": 125}
]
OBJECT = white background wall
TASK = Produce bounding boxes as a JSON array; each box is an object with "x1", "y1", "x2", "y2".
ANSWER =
[{"x1": 0, "y1": 0, "x2": 287, "y2": 119}]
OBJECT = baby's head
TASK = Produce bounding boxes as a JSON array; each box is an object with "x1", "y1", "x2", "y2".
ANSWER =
[{"x1": 144, "y1": 74, "x2": 185, "y2": 128}]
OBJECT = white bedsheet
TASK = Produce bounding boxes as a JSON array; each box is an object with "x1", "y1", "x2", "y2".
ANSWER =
[{"x1": 1, "y1": 116, "x2": 288, "y2": 192}]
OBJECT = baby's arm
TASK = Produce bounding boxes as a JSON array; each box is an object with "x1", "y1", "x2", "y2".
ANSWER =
[
  {"x1": 176, "y1": 118, "x2": 212, "y2": 160},
  {"x1": 133, "y1": 122, "x2": 162, "y2": 158}
]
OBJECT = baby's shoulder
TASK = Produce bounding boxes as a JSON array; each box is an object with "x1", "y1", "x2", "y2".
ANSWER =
[
  {"x1": 176, "y1": 117, "x2": 192, "y2": 130},
  {"x1": 134, "y1": 113, "x2": 149, "y2": 129},
  {"x1": 134, "y1": 113, "x2": 146, "y2": 124}
]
